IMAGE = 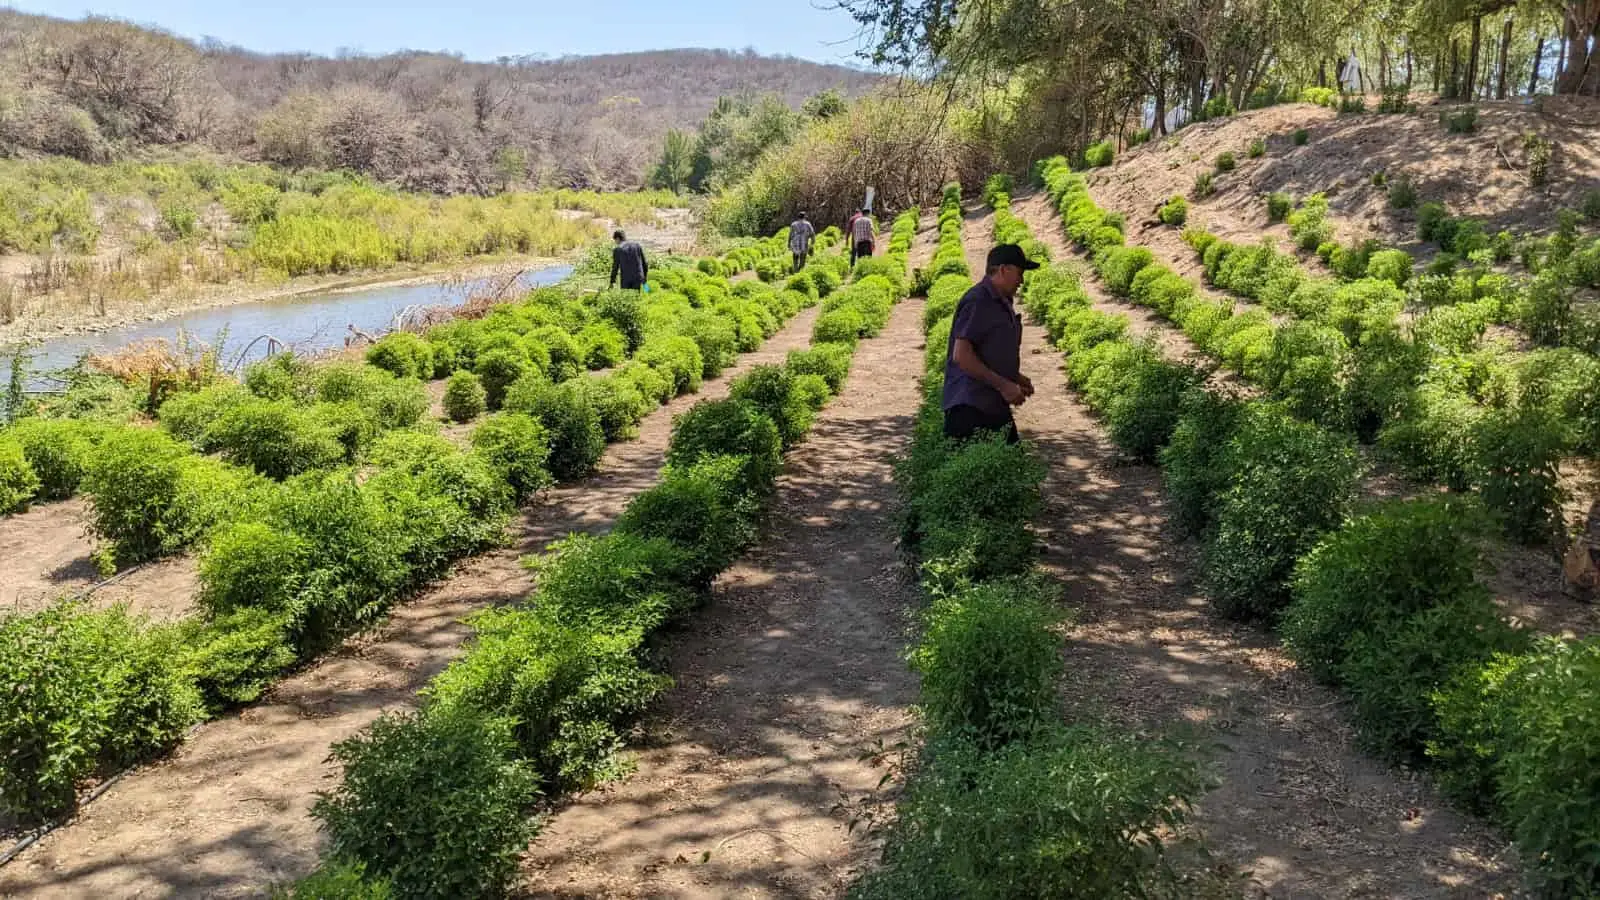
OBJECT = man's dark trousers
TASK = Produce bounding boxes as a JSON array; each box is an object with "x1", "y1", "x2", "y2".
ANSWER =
[{"x1": 943, "y1": 404, "x2": 1019, "y2": 444}]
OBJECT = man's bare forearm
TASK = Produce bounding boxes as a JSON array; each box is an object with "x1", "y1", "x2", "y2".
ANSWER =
[{"x1": 953, "y1": 339, "x2": 1015, "y2": 392}]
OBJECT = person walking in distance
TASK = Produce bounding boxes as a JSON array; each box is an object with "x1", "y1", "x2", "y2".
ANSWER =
[
  {"x1": 849, "y1": 208, "x2": 876, "y2": 267},
  {"x1": 609, "y1": 229, "x2": 649, "y2": 290},
  {"x1": 941, "y1": 244, "x2": 1039, "y2": 443},
  {"x1": 788, "y1": 211, "x2": 816, "y2": 273}
]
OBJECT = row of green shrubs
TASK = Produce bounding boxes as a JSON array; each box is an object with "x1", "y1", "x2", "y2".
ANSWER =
[
  {"x1": 919, "y1": 186, "x2": 973, "y2": 333},
  {"x1": 283, "y1": 214, "x2": 918, "y2": 899},
  {"x1": 852, "y1": 245, "x2": 1205, "y2": 897},
  {"x1": 989, "y1": 190, "x2": 1052, "y2": 271},
  {"x1": 1039, "y1": 158, "x2": 1565, "y2": 547},
  {"x1": 1178, "y1": 227, "x2": 1574, "y2": 543},
  {"x1": 1037, "y1": 156, "x2": 1600, "y2": 897},
  {"x1": 0, "y1": 249, "x2": 822, "y2": 826}
]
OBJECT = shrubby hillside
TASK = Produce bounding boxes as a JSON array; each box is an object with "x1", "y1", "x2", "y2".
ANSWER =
[{"x1": 0, "y1": 10, "x2": 882, "y2": 191}]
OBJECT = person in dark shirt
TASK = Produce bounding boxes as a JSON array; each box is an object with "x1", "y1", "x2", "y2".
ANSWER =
[
  {"x1": 941, "y1": 243, "x2": 1039, "y2": 444},
  {"x1": 609, "y1": 230, "x2": 648, "y2": 290}
]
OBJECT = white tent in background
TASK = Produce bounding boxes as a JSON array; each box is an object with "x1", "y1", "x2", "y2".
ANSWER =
[{"x1": 1339, "y1": 52, "x2": 1363, "y2": 93}]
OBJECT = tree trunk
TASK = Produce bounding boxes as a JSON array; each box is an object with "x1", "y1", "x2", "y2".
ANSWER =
[
  {"x1": 1468, "y1": 16, "x2": 1484, "y2": 100},
  {"x1": 1449, "y1": 39, "x2": 1462, "y2": 98},
  {"x1": 1555, "y1": 0, "x2": 1600, "y2": 95},
  {"x1": 1530, "y1": 37, "x2": 1545, "y2": 94},
  {"x1": 1432, "y1": 50, "x2": 1442, "y2": 93},
  {"x1": 1498, "y1": 19, "x2": 1513, "y2": 99},
  {"x1": 1379, "y1": 43, "x2": 1391, "y2": 90},
  {"x1": 1318, "y1": 60, "x2": 1327, "y2": 88},
  {"x1": 1154, "y1": 77, "x2": 1168, "y2": 137},
  {"x1": 1405, "y1": 48, "x2": 1415, "y2": 89}
]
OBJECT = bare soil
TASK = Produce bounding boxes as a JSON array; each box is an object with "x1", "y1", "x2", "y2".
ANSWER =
[
  {"x1": 520, "y1": 296, "x2": 925, "y2": 899},
  {"x1": 0, "y1": 497, "x2": 199, "y2": 622},
  {"x1": 960, "y1": 207, "x2": 1523, "y2": 897},
  {"x1": 1087, "y1": 99, "x2": 1600, "y2": 253},
  {"x1": 0, "y1": 305, "x2": 822, "y2": 899}
]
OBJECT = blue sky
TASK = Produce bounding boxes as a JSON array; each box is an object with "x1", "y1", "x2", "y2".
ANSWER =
[{"x1": 7, "y1": 0, "x2": 873, "y2": 65}]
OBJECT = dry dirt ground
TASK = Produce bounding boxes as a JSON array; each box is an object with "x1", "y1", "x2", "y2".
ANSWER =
[
  {"x1": 1087, "y1": 98, "x2": 1600, "y2": 253},
  {"x1": 961, "y1": 205, "x2": 1523, "y2": 898},
  {"x1": 520, "y1": 295, "x2": 926, "y2": 899},
  {"x1": 0, "y1": 497, "x2": 199, "y2": 622},
  {"x1": 0, "y1": 305, "x2": 822, "y2": 899}
]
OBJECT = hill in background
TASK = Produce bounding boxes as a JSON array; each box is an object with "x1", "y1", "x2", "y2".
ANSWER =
[{"x1": 0, "y1": 10, "x2": 883, "y2": 191}]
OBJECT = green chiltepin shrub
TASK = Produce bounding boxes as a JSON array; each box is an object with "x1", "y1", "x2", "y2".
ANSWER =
[
  {"x1": 312, "y1": 709, "x2": 539, "y2": 900},
  {"x1": 442, "y1": 370, "x2": 487, "y2": 423},
  {"x1": 0, "y1": 435, "x2": 41, "y2": 513}
]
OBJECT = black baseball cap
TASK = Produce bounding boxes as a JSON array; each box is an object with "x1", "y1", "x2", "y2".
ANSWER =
[{"x1": 987, "y1": 243, "x2": 1040, "y2": 271}]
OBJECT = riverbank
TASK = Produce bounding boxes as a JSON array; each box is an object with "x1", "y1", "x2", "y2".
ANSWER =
[
  {"x1": 0, "y1": 207, "x2": 701, "y2": 350},
  {"x1": 0, "y1": 254, "x2": 573, "y2": 349}
]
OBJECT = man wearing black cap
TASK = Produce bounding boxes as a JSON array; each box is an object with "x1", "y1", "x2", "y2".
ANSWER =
[{"x1": 941, "y1": 243, "x2": 1039, "y2": 443}]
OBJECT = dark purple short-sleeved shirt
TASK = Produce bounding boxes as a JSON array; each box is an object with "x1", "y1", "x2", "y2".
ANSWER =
[{"x1": 942, "y1": 278, "x2": 1022, "y2": 416}]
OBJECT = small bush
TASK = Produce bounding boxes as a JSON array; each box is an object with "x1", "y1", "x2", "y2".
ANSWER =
[
  {"x1": 0, "y1": 435, "x2": 41, "y2": 513},
  {"x1": 1430, "y1": 637, "x2": 1600, "y2": 896},
  {"x1": 1158, "y1": 195, "x2": 1187, "y2": 226},
  {"x1": 636, "y1": 335, "x2": 703, "y2": 396},
  {"x1": 1191, "y1": 172, "x2": 1216, "y2": 199},
  {"x1": 1365, "y1": 249, "x2": 1413, "y2": 286},
  {"x1": 469, "y1": 413, "x2": 553, "y2": 500},
  {"x1": 913, "y1": 438, "x2": 1045, "y2": 592},
  {"x1": 425, "y1": 608, "x2": 669, "y2": 792},
  {"x1": 1388, "y1": 176, "x2": 1419, "y2": 210},
  {"x1": 1441, "y1": 106, "x2": 1478, "y2": 134},
  {"x1": 1203, "y1": 405, "x2": 1362, "y2": 621},
  {"x1": 813, "y1": 307, "x2": 865, "y2": 346},
  {"x1": 1472, "y1": 406, "x2": 1566, "y2": 545},
  {"x1": 666, "y1": 399, "x2": 783, "y2": 497},
  {"x1": 1083, "y1": 140, "x2": 1116, "y2": 168},
  {"x1": 854, "y1": 724, "x2": 1204, "y2": 900},
  {"x1": 502, "y1": 376, "x2": 606, "y2": 482},
  {"x1": 274, "y1": 860, "x2": 393, "y2": 899},
  {"x1": 532, "y1": 532, "x2": 697, "y2": 634},
  {"x1": 170, "y1": 607, "x2": 297, "y2": 708},
  {"x1": 1582, "y1": 190, "x2": 1600, "y2": 222},
  {"x1": 1292, "y1": 128, "x2": 1310, "y2": 146},
  {"x1": 577, "y1": 322, "x2": 628, "y2": 370},
  {"x1": 472, "y1": 348, "x2": 527, "y2": 411},
  {"x1": 981, "y1": 173, "x2": 1015, "y2": 207},
  {"x1": 1282, "y1": 498, "x2": 1487, "y2": 684},
  {"x1": 786, "y1": 345, "x2": 853, "y2": 394},
  {"x1": 365, "y1": 333, "x2": 433, "y2": 381},
  {"x1": 1214, "y1": 151, "x2": 1237, "y2": 173},
  {"x1": 83, "y1": 429, "x2": 260, "y2": 566},
  {"x1": 207, "y1": 399, "x2": 346, "y2": 479},
  {"x1": 1523, "y1": 133, "x2": 1553, "y2": 187},
  {"x1": 442, "y1": 371, "x2": 487, "y2": 423},
  {"x1": 616, "y1": 455, "x2": 756, "y2": 586},
  {"x1": 1247, "y1": 138, "x2": 1266, "y2": 158},
  {"x1": 0, "y1": 604, "x2": 203, "y2": 822},
  {"x1": 910, "y1": 578, "x2": 1064, "y2": 748},
  {"x1": 729, "y1": 365, "x2": 815, "y2": 449},
  {"x1": 1266, "y1": 192, "x2": 1293, "y2": 223},
  {"x1": 157, "y1": 382, "x2": 250, "y2": 447},
  {"x1": 5, "y1": 418, "x2": 101, "y2": 502},
  {"x1": 1340, "y1": 593, "x2": 1527, "y2": 761},
  {"x1": 313, "y1": 709, "x2": 539, "y2": 900}
]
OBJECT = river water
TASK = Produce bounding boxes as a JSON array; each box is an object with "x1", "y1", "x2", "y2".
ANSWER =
[{"x1": 7, "y1": 263, "x2": 574, "y2": 385}]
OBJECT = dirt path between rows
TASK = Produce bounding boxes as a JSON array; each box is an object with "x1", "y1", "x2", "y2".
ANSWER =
[
  {"x1": 960, "y1": 206, "x2": 1522, "y2": 897},
  {"x1": 519, "y1": 300, "x2": 927, "y2": 898},
  {"x1": 0, "y1": 497, "x2": 200, "y2": 622},
  {"x1": 0, "y1": 306, "x2": 823, "y2": 900}
]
